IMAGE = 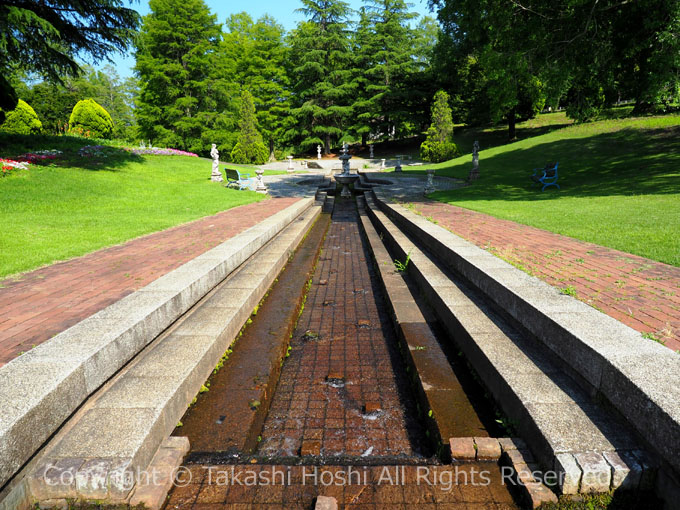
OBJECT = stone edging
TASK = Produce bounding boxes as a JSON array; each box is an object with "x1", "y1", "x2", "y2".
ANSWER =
[
  {"x1": 372, "y1": 191, "x2": 680, "y2": 479},
  {"x1": 0, "y1": 198, "x2": 313, "y2": 493}
]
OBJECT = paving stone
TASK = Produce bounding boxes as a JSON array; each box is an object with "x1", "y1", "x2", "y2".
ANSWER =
[
  {"x1": 505, "y1": 448, "x2": 535, "y2": 465},
  {"x1": 300, "y1": 440, "x2": 322, "y2": 456},
  {"x1": 554, "y1": 453, "x2": 582, "y2": 495},
  {"x1": 75, "y1": 459, "x2": 111, "y2": 500},
  {"x1": 315, "y1": 495, "x2": 338, "y2": 510},
  {"x1": 525, "y1": 482, "x2": 558, "y2": 508},
  {"x1": 574, "y1": 452, "x2": 611, "y2": 493},
  {"x1": 29, "y1": 458, "x2": 84, "y2": 500},
  {"x1": 449, "y1": 437, "x2": 476, "y2": 460},
  {"x1": 632, "y1": 449, "x2": 659, "y2": 490},
  {"x1": 474, "y1": 437, "x2": 501, "y2": 460},
  {"x1": 603, "y1": 451, "x2": 642, "y2": 490}
]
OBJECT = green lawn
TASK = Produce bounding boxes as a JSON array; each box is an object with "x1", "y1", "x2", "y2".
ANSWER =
[
  {"x1": 398, "y1": 114, "x2": 680, "y2": 267},
  {"x1": 0, "y1": 135, "x2": 267, "y2": 278}
]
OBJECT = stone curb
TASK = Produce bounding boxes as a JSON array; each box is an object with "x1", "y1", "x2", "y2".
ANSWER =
[
  {"x1": 358, "y1": 197, "x2": 484, "y2": 459},
  {"x1": 499, "y1": 440, "x2": 559, "y2": 508},
  {"x1": 129, "y1": 436, "x2": 190, "y2": 510},
  {"x1": 27, "y1": 204, "x2": 321, "y2": 504},
  {"x1": 0, "y1": 198, "x2": 313, "y2": 493},
  {"x1": 363, "y1": 192, "x2": 652, "y2": 496},
  {"x1": 371, "y1": 191, "x2": 680, "y2": 477}
]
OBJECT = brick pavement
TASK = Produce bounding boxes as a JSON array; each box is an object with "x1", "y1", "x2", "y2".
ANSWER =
[
  {"x1": 0, "y1": 198, "x2": 300, "y2": 367},
  {"x1": 165, "y1": 464, "x2": 518, "y2": 509},
  {"x1": 258, "y1": 198, "x2": 428, "y2": 459},
  {"x1": 411, "y1": 201, "x2": 680, "y2": 352}
]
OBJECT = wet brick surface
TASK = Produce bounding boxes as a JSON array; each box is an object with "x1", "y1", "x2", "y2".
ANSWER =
[
  {"x1": 165, "y1": 464, "x2": 519, "y2": 509},
  {"x1": 257, "y1": 198, "x2": 428, "y2": 459}
]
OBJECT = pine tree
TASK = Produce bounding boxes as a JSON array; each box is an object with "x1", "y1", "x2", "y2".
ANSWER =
[
  {"x1": 285, "y1": 0, "x2": 354, "y2": 154},
  {"x1": 134, "y1": 0, "x2": 225, "y2": 153},
  {"x1": 230, "y1": 90, "x2": 269, "y2": 164},
  {"x1": 352, "y1": 0, "x2": 418, "y2": 140}
]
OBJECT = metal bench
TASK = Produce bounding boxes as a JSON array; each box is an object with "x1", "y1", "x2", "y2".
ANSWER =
[
  {"x1": 531, "y1": 162, "x2": 559, "y2": 191},
  {"x1": 225, "y1": 168, "x2": 254, "y2": 190}
]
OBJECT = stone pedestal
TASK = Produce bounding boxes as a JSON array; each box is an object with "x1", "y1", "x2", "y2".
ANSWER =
[
  {"x1": 380, "y1": 159, "x2": 386, "y2": 170},
  {"x1": 287, "y1": 156, "x2": 294, "y2": 173},
  {"x1": 395, "y1": 156, "x2": 402, "y2": 172}
]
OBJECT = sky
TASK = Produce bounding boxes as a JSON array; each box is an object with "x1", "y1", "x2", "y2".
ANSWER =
[{"x1": 107, "y1": 0, "x2": 433, "y2": 78}]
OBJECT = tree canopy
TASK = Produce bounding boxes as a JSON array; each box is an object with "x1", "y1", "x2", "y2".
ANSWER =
[
  {"x1": 430, "y1": 0, "x2": 680, "y2": 135},
  {"x1": 0, "y1": 0, "x2": 140, "y2": 118},
  {"x1": 135, "y1": 0, "x2": 224, "y2": 153}
]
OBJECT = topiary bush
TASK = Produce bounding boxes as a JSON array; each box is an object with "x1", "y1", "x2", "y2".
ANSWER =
[
  {"x1": 230, "y1": 141, "x2": 268, "y2": 165},
  {"x1": 0, "y1": 99, "x2": 43, "y2": 135},
  {"x1": 68, "y1": 99, "x2": 114, "y2": 139},
  {"x1": 419, "y1": 91, "x2": 461, "y2": 163},
  {"x1": 419, "y1": 127, "x2": 460, "y2": 163}
]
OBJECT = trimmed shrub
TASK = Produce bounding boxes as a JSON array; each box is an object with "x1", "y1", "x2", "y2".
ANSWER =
[
  {"x1": 230, "y1": 141, "x2": 269, "y2": 165},
  {"x1": 419, "y1": 126, "x2": 460, "y2": 163},
  {"x1": 0, "y1": 99, "x2": 43, "y2": 135},
  {"x1": 68, "y1": 99, "x2": 114, "y2": 139}
]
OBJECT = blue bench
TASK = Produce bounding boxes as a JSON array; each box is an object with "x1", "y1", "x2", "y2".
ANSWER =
[
  {"x1": 531, "y1": 162, "x2": 559, "y2": 191},
  {"x1": 225, "y1": 168, "x2": 254, "y2": 190}
]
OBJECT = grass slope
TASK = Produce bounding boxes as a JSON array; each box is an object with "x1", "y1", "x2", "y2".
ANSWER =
[
  {"x1": 0, "y1": 135, "x2": 267, "y2": 278},
  {"x1": 400, "y1": 114, "x2": 680, "y2": 267}
]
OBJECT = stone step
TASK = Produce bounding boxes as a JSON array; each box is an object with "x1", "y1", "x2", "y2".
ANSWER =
[
  {"x1": 0, "y1": 198, "x2": 314, "y2": 497},
  {"x1": 27, "y1": 204, "x2": 321, "y2": 505},
  {"x1": 356, "y1": 197, "x2": 489, "y2": 457},
  {"x1": 363, "y1": 192, "x2": 651, "y2": 495},
  {"x1": 370, "y1": 189, "x2": 680, "y2": 485}
]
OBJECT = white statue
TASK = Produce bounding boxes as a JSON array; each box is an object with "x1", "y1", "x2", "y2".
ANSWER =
[
  {"x1": 210, "y1": 144, "x2": 223, "y2": 182},
  {"x1": 369, "y1": 145, "x2": 374, "y2": 159},
  {"x1": 317, "y1": 145, "x2": 322, "y2": 160}
]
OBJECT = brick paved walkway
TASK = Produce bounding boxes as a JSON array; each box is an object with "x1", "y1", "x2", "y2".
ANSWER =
[
  {"x1": 258, "y1": 199, "x2": 428, "y2": 459},
  {"x1": 165, "y1": 464, "x2": 517, "y2": 509},
  {"x1": 0, "y1": 198, "x2": 300, "y2": 367},
  {"x1": 411, "y1": 201, "x2": 680, "y2": 352}
]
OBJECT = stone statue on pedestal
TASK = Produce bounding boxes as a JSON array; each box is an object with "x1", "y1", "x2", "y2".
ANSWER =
[{"x1": 210, "y1": 144, "x2": 223, "y2": 182}]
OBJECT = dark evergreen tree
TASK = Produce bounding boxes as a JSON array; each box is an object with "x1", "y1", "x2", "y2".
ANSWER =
[
  {"x1": 285, "y1": 0, "x2": 354, "y2": 154},
  {"x1": 354, "y1": 0, "x2": 418, "y2": 140},
  {"x1": 135, "y1": 0, "x2": 227, "y2": 153}
]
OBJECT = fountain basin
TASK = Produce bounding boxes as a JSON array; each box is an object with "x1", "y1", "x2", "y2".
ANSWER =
[{"x1": 334, "y1": 173, "x2": 359, "y2": 198}]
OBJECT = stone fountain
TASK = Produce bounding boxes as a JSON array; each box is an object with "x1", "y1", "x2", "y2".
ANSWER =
[{"x1": 334, "y1": 144, "x2": 359, "y2": 198}]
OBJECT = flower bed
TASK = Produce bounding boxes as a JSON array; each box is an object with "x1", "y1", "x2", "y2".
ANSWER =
[
  {"x1": 15, "y1": 150, "x2": 62, "y2": 163},
  {"x1": 78, "y1": 145, "x2": 111, "y2": 158},
  {"x1": 127, "y1": 147, "x2": 199, "y2": 157},
  {"x1": 1, "y1": 159, "x2": 30, "y2": 177}
]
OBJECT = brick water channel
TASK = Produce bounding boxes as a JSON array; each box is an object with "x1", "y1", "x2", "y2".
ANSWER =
[{"x1": 166, "y1": 198, "x2": 518, "y2": 509}]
